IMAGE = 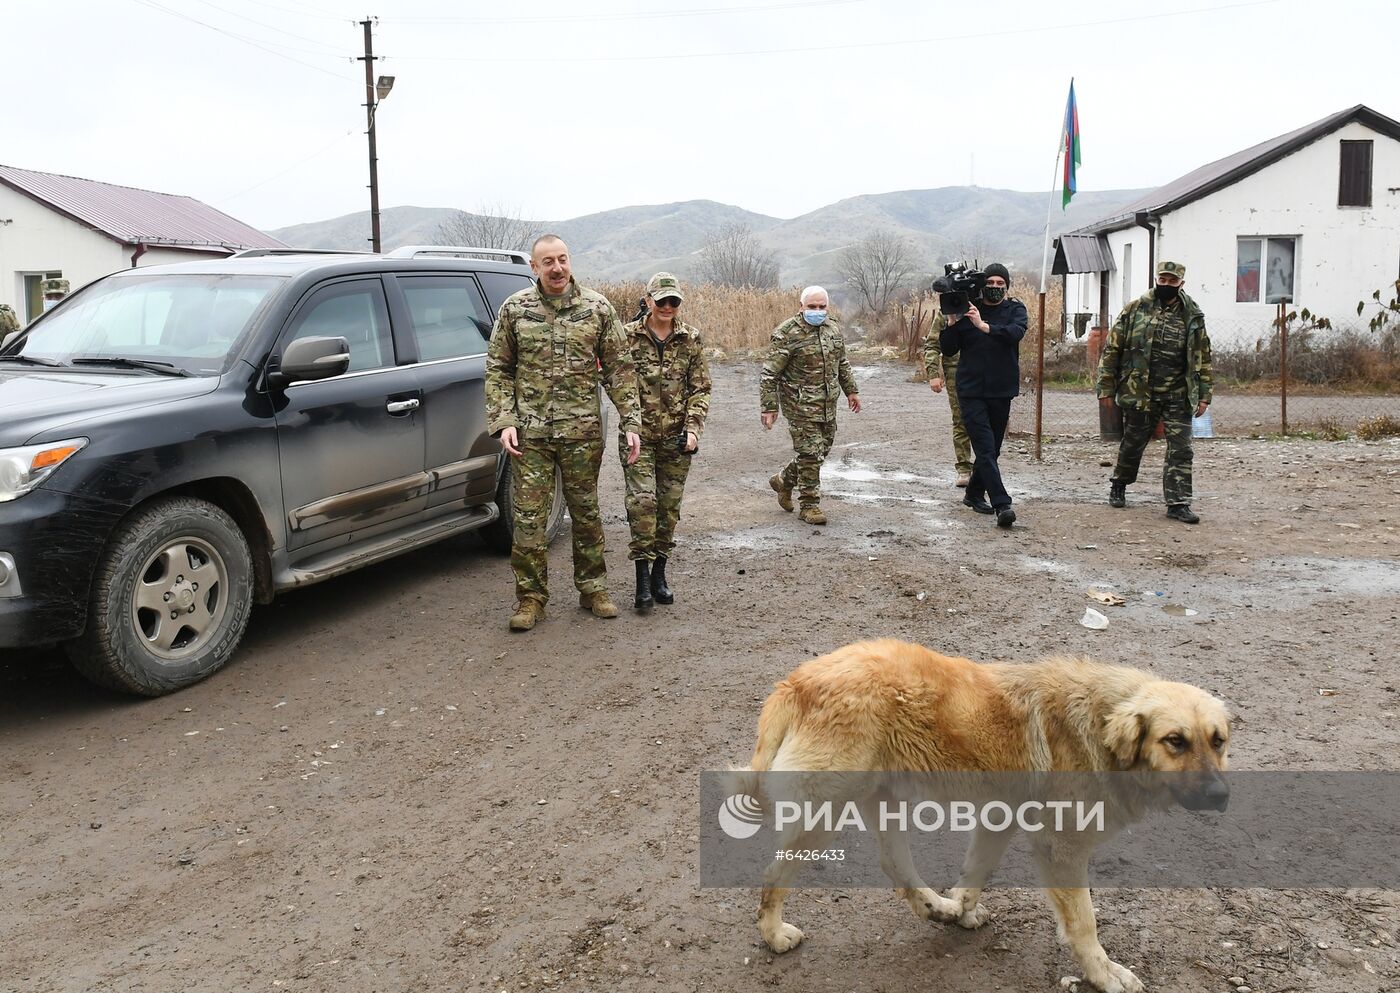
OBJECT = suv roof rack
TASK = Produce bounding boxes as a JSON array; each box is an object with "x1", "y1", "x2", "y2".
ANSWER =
[
  {"x1": 384, "y1": 245, "x2": 530, "y2": 265},
  {"x1": 228, "y1": 248, "x2": 372, "y2": 259}
]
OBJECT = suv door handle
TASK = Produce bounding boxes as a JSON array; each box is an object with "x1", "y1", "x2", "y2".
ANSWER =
[{"x1": 386, "y1": 398, "x2": 420, "y2": 414}]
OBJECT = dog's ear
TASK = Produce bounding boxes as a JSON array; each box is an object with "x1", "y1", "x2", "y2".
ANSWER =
[{"x1": 1103, "y1": 701, "x2": 1147, "y2": 769}]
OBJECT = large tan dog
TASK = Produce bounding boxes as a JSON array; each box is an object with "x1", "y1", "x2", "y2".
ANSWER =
[{"x1": 741, "y1": 639, "x2": 1231, "y2": 993}]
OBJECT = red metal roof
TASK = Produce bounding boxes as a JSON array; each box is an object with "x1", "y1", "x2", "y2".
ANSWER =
[{"x1": 0, "y1": 164, "x2": 286, "y2": 252}]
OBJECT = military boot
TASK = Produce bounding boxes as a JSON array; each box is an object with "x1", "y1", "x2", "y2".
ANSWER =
[
  {"x1": 634, "y1": 559, "x2": 654, "y2": 613},
  {"x1": 798, "y1": 505, "x2": 827, "y2": 525},
  {"x1": 1166, "y1": 504, "x2": 1200, "y2": 524},
  {"x1": 769, "y1": 473, "x2": 794, "y2": 512},
  {"x1": 508, "y1": 598, "x2": 545, "y2": 632},
  {"x1": 1109, "y1": 481, "x2": 1126, "y2": 508},
  {"x1": 579, "y1": 589, "x2": 620, "y2": 618},
  {"x1": 651, "y1": 556, "x2": 674, "y2": 605}
]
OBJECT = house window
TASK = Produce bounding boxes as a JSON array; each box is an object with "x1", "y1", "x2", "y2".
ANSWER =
[
  {"x1": 1121, "y1": 243, "x2": 1133, "y2": 302},
  {"x1": 1237, "y1": 237, "x2": 1296, "y2": 304},
  {"x1": 1339, "y1": 140, "x2": 1373, "y2": 207}
]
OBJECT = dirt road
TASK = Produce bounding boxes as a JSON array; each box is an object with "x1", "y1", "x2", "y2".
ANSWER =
[{"x1": 3, "y1": 361, "x2": 1398, "y2": 993}]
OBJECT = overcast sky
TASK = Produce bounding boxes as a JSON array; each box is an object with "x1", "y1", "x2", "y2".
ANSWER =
[{"x1": 8, "y1": 0, "x2": 1394, "y2": 233}]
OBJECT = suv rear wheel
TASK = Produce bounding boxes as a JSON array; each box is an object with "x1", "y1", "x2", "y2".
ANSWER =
[
  {"x1": 481, "y1": 458, "x2": 567, "y2": 554},
  {"x1": 66, "y1": 496, "x2": 254, "y2": 696}
]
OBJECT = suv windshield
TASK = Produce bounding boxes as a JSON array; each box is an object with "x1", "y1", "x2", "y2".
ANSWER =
[{"x1": 8, "y1": 273, "x2": 285, "y2": 376}]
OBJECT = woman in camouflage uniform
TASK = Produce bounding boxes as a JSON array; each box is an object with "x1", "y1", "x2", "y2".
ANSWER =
[{"x1": 619, "y1": 273, "x2": 712, "y2": 612}]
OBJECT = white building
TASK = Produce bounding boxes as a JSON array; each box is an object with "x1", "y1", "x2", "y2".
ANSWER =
[
  {"x1": 0, "y1": 164, "x2": 285, "y2": 322},
  {"x1": 1055, "y1": 104, "x2": 1400, "y2": 348}
]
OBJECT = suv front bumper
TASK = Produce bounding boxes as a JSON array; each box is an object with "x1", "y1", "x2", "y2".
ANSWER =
[{"x1": 0, "y1": 488, "x2": 120, "y2": 647}]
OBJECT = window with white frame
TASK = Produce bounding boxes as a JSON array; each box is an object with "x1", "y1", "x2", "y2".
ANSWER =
[
  {"x1": 1121, "y1": 243, "x2": 1133, "y2": 303},
  {"x1": 1236, "y1": 237, "x2": 1296, "y2": 304}
]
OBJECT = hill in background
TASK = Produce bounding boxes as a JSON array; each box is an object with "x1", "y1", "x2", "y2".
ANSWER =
[{"x1": 269, "y1": 187, "x2": 1145, "y2": 293}]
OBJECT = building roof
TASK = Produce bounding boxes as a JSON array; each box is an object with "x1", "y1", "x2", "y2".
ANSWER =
[
  {"x1": 1072, "y1": 104, "x2": 1400, "y2": 235},
  {"x1": 1052, "y1": 233, "x2": 1115, "y2": 275},
  {"x1": 0, "y1": 164, "x2": 286, "y2": 253}
]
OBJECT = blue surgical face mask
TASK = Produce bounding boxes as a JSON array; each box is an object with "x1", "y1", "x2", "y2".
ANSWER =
[{"x1": 802, "y1": 309, "x2": 827, "y2": 327}]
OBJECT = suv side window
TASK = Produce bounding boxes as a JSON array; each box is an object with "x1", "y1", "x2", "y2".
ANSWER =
[
  {"x1": 476, "y1": 271, "x2": 536, "y2": 325},
  {"x1": 398, "y1": 275, "x2": 491, "y2": 360},
  {"x1": 284, "y1": 279, "x2": 393, "y2": 373}
]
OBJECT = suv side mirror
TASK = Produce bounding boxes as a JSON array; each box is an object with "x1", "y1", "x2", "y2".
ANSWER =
[
  {"x1": 1, "y1": 331, "x2": 18, "y2": 349},
  {"x1": 271, "y1": 335, "x2": 350, "y2": 388}
]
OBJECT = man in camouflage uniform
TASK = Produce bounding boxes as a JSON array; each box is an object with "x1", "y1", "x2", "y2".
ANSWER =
[
  {"x1": 1096, "y1": 260, "x2": 1213, "y2": 524},
  {"x1": 0, "y1": 304, "x2": 19, "y2": 339},
  {"x1": 760, "y1": 286, "x2": 862, "y2": 525},
  {"x1": 41, "y1": 278, "x2": 70, "y2": 312},
  {"x1": 619, "y1": 273, "x2": 712, "y2": 612},
  {"x1": 923, "y1": 312, "x2": 973, "y2": 487},
  {"x1": 486, "y1": 234, "x2": 643, "y2": 631}
]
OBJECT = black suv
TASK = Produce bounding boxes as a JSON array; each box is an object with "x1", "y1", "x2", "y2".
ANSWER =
[{"x1": 0, "y1": 247, "x2": 566, "y2": 696}]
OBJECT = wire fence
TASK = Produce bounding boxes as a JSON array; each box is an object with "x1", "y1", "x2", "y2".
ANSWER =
[{"x1": 1011, "y1": 317, "x2": 1400, "y2": 440}]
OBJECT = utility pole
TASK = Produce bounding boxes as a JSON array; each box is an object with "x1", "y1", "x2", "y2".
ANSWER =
[{"x1": 359, "y1": 18, "x2": 382, "y2": 253}]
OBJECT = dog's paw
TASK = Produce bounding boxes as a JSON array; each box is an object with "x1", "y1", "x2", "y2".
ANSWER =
[
  {"x1": 956, "y1": 902, "x2": 991, "y2": 930},
  {"x1": 1086, "y1": 959, "x2": 1143, "y2": 993},
  {"x1": 763, "y1": 922, "x2": 805, "y2": 953},
  {"x1": 907, "y1": 888, "x2": 962, "y2": 923}
]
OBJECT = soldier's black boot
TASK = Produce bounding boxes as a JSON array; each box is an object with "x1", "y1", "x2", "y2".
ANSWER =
[
  {"x1": 1109, "y1": 481, "x2": 1126, "y2": 508},
  {"x1": 634, "y1": 559, "x2": 654, "y2": 612},
  {"x1": 651, "y1": 556, "x2": 674, "y2": 605}
]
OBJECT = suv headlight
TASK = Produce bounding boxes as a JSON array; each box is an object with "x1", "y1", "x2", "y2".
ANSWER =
[{"x1": 0, "y1": 438, "x2": 88, "y2": 502}]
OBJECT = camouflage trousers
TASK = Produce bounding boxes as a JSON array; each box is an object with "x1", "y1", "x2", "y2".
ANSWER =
[
  {"x1": 779, "y1": 417, "x2": 838, "y2": 508},
  {"x1": 619, "y1": 438, "x2": 693, "y2": 561},
  {"x1": 1112, "y1": 391, "x2": 1194, "y2": 506},
  {"x1": 942, "y1": 352, "x2": 973, "y2": 475},
  {"x1": 511, "y1": 435, "x2": 607, "y2": 605}
]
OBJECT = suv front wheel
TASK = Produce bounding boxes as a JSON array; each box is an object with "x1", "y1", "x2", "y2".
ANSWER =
[{"x1": 66, "y1": 496, "x2": 254, "y2": 696}]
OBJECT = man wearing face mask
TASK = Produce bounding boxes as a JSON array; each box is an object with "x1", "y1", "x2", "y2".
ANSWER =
[
  {"x1": 1096, "y1": 261, "x2": 1213, "y2": 524},
  {"x1": 760, "y1": 286, "x2": 861, "y2": 526},
  {"x1": 41, "y1": 278, "x2": 70, "y2": 313},
  {"x1": 939, "y1": 262, "x2": 1027, "y2": 529}
]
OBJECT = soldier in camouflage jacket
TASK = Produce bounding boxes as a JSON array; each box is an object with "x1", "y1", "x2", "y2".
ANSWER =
[
  {"x1": 760, "y1": 286, "x2": 861, "y2": 525},
  {"x1": 486, "y1": 235, "x2": 642, "y2": 629},
  {"x1": 617, "y1": 273, "x2": 712, "y2": 611},
  {"x1": 1096, "y1": 260, "x2": 1213, "y2": 524}
]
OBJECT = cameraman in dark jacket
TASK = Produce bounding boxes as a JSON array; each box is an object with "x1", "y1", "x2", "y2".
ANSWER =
[{"x1": 939, "y1": 262, "x2": 1028, "y2": 528}]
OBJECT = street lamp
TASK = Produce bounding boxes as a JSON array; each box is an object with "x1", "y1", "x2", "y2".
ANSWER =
[{"x1": 361, "y1": 17, "x2": 394, "y2": 252}]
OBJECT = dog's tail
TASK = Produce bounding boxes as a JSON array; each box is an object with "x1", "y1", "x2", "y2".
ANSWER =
[{"x1": 751, "y1": 682, "x2": 800, "y2": 772}]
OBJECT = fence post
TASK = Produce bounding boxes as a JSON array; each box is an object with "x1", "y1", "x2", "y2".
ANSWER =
[
  {"x1": 1278, "y1": 300, "x2": 1289, "y2": 435},
  {"x1": 1035, "y1": 292, "x2": 1046, "y2": 460}
]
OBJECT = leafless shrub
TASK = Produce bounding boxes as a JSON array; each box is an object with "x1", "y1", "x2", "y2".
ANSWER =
[
  {"x1": 433, "y1": 202, "x2": 543, "y2": 253},
  {"x1": 836, "y1": 231, "x2": 920, "y2": 315},
  {"x1": 694, "y1": 224, "x2": 780, "y2": 289}
]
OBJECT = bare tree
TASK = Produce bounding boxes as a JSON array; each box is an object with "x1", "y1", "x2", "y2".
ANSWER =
[
  {"x1": 433, "y1": 201, "x2": 543, "y2": 252},
  {"x1": 695, "y1": 223, "x2": 780, "y2": 288},
  {"x1": 836, "y1": 230, "x2": 920, "y2": 314}
]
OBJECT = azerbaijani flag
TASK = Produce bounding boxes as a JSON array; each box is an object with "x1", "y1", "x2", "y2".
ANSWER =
[{"x1": 1062, "y1": 79, "x2": 1081, "y2": 210}]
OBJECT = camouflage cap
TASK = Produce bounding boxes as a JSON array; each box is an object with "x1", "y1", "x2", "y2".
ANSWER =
[
  {"x1": 646, "y1": 272, "x2": 684, "y2": 302},
  {"x1": 0, "y1": 303, "x2": 14, "y2": 314},
  {"x1": 1156, "y1": 261, "x2": 1186, "y2": 280},
  {"x1": 42, "y1": 277, "x2": 70, "y2": 296}
]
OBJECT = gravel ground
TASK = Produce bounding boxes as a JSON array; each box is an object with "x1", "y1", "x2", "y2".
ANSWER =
[{"x1": 2, "y1": 360, "x2": 1398, "y2": 993}]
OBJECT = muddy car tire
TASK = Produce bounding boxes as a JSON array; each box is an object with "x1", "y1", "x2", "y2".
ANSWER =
[
  {"x1": 480, "y1": 458, "x2": 567, "y2": 554},
  {"x1": 65, "y1": 497, "x2": 254, "y2": 697}
]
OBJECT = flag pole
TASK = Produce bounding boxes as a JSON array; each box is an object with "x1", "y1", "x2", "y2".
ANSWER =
[{"x1": 1035, "y1": 102, "x2": 1068, "y2": 461}]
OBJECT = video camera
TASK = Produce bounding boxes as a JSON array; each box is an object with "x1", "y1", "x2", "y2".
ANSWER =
[{"x1": 931, "y1": 262, "x2": 987, "y2": 318}]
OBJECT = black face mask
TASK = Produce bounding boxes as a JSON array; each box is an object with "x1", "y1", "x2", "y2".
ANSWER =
[
  {"x1": 1153, "y1": 284, "x2": 1180, "y2": 304},
  {"x1": 982, "y1": 286, "x2": 1006, "y2": 305}
]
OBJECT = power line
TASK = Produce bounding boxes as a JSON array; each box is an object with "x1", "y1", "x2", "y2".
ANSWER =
[
  {"x1": 387, "y1": 0, "x2": 1279, "y2": 63},
  {"x1": 382, "y1": 0, "x2": 860, "y2": 24},
  {"x1": 187, "y1": 0, "x2": 351, "y2": 51},
  {"x1": 127, "y1": 0, "x2": 356, "y2": 80},
  {"x1": 210, "y1": 128, "x2": 359, "y2": 205}
]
